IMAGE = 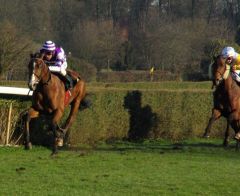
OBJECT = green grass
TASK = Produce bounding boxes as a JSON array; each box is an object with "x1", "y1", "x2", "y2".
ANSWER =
[{"x1": 0, "y1": 139, "x2": 240, "y2": 195}]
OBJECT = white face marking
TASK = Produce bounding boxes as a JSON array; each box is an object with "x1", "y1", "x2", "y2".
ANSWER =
[{"x1": 29, "y1": 62, "x2": 39, "y2": 90}]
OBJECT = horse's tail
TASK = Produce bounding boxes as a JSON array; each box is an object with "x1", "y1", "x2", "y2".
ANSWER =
[{"x1": 79, "y1": 93, "x2": 92, "y2": 111}]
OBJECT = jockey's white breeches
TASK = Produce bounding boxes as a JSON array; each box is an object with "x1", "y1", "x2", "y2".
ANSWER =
[{"x1": 49, "y1": 62, "x2": 67, "y2": 76}]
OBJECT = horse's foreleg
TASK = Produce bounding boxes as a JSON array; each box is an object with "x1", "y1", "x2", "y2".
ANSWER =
[
  {"x1": 24, "y1": 108, "x2": 39, "y2": 150},
  {"x1": 51, "y1": 109, "x2": 64, "y2": 155},
  {"x1": 223, "y1": 119, "x2": 230, "y2": 147},
  {"x1": 203, "y1": 109, "x2": 221, "y2": 138},
  {"x1": 236, "y1": 139, "x2": 240, "y2": 151}
]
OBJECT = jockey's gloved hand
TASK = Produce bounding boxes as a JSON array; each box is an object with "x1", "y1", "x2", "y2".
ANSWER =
[
  {"x1": 232, "y1": 65, "x2": 237, "y2": 71},
  {"x1": 231, "y1": 64, "x2": 240, "y2": 71},
  {"x1": 60, "y1": 66, "x2": 67, "y2": 76}
]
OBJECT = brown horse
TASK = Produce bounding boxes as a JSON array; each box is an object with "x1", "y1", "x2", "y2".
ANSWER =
[
  {"x1": 25, "y1": 52, "x2": 86, "y2": 154},
  {"x1": 203, "y1": 57, "x2": 231, "y2": 146},
  {"x1": 203, "y1": 81, "x2": 231, "y2": 146},
  {"x1": 212, "y1": 55, "x2": 240, "y2": 149}
]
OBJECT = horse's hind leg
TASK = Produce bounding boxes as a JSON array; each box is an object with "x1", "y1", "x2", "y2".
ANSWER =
[
  {"x1": 24, "y1": 107, "x2": 39, "y2": 150},
  {"x1": 230, "y1": 116, "x2": 240, "y2": 151},
  {"x1": 203, "y1": 109, "x2": 221, "y2": 138},
  {"x1": 61, "y1": 81, "x2": 86, "y2": 145},
  {"x1": 61, "y1": 97, "x2": 82, "y2": 146},
  {"x1": 63, "y1": 99, "x2": 81, "y2": 131}
]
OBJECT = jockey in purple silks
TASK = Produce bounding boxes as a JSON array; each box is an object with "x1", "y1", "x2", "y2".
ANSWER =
[{"x1": 40, "y1": 40, "x2": 73, "y2": 90}]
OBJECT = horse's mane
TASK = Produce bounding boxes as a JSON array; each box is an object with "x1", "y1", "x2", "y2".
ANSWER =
[{"x1": 209, "y1": 55, "x2": 220, "y2": 83}]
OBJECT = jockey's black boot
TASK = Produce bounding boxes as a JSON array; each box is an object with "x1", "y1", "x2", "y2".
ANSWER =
[{"x1": 65, "y1": 75, "x2": 73, "y2": 90}]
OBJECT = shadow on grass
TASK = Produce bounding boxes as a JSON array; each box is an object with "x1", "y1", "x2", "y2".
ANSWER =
[{"x1": 65, "y1": 138, "x2": 238, "y2": 154}]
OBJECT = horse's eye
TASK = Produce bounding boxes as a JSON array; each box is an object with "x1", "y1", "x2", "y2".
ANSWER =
[
  {"x1": 39, "y1": 62, "x2": 43, "y2": 68},
  {"x1": 35, "y1": 60, "x2": 42, "y2": 68}
]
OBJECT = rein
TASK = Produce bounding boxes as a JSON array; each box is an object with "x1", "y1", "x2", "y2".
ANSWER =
[
  {"x1": 216, "y1": 64, "x2": 231, "y2": 82},
  {"x1": 222, "y1": 64, "x2": 231, "y2": 79},
  {"x1": 41, "y1": 70, "x2": 51, "y2": 85}
]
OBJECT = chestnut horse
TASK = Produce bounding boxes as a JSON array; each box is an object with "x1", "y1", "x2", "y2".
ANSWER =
[
  {"x1": 203, "y1": 57, "x2": 231, "y2": 146},
  {"x1": 25, "y1": 52, "x2": 86, "y2": 154},
  {"x1": 203, "y1": 81, "x2": 231, "y2": 146},
  {"x1": 211, "y1": 55, "x2": 240, "y2": 149}
]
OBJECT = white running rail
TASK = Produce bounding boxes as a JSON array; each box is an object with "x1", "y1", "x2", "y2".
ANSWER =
[{"x1": 0, "y1": 86, "x2": 33, "y2": 96}]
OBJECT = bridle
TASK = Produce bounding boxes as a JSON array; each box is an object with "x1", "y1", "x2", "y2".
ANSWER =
[
  {"x1": 32, "y1": 58, "x2": 43, "y2": 80},
  {"x1": 214, "y1": 61, "x2": 230, "y2": 86},
  {"x1": 29, "y1": 58, "x2": 51, "y2": 88}
]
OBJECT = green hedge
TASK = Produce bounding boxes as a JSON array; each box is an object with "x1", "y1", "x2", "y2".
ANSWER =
[
  {"x1": 96, "y1": 70, "x2": 178, "y2": 82},
  {"x1": 0, "y1": 87, "x2": 229, "y2": 145}
]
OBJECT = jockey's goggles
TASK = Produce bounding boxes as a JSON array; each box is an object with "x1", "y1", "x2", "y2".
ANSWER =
[{"x1": 44, "y1": 51, "x2": 53, "y2": 55}]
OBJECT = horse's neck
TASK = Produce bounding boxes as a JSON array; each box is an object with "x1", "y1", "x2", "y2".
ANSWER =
[
  {"x1": 41, "y1": 65, "x2": 51, "y2": 85},
  {"x1": 215, "y1": 82, "x2": 225, "y2": 94},
  {"x1": 225, "y1": 75, "x2": 240, "y2": 100}
]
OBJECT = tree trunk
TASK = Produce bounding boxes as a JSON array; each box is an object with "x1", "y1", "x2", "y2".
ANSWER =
[{"x1": 207, "y1": 0, "x2": 214, "y2": 24}]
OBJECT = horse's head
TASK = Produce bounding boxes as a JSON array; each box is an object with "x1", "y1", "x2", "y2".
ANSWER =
[
  {"x1": 28, "y1": 52, "x2": 48, "y2": 90},
  {"x1": 211, "y1": 55, "x2": 230, "y2": 87}
]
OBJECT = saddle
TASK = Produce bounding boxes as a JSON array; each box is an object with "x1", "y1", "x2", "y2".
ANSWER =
[
  {"x1": 52, "y1": 69, "x2": 81, "y2": 91},
  {"x1": 44, "y1": 60, "x2": 81, "y2": 87},
  {"x1": 52, "y1": 70, "x2": 81, "y2": 106},
  {"x1": 66, "y1": 69, "x2": 81, "y2": 83}
]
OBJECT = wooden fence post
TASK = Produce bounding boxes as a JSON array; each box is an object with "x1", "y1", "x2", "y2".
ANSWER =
[{"x1": 6, "y1": 102, "x2": 12, "y2": 145}]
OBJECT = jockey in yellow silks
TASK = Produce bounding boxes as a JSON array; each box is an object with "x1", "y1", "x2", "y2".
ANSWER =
[{"x1": 221, "y1": 46, "x2": 240, "y2": 82}]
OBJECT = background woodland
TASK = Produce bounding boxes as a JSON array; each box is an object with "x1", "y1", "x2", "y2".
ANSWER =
[{"x1": 1, "y1": 0, "x2": 240, "y2": 81}]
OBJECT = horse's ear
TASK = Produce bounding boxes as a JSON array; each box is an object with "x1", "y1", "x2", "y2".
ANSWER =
[
  {"x1": 30, "y1": 53, "x2": 34, "y2": 58},
  {"x1": 40, "y1": 53, "x2": 44, "y2": 59},
  {"x1": 212, "y1": 55, "x2": 218, "y2": 61}
]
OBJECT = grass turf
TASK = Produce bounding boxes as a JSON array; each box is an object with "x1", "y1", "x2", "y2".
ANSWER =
[{"x1": 0, "y1": 139, "x2": 239, "y2": 195}]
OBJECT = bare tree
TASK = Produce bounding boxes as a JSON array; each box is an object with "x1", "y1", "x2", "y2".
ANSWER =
[{"x1": 0, "y1": 21, "x2": 36, "y2": 79}]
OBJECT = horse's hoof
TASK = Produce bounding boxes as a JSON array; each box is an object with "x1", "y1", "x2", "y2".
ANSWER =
[
  {"x1": 51, "y1": 151, "x2": 58, "y2": 157},
  {"x1": 64, "y1": 142, "x2": 71, "y2": 147},
  {"x1": 235, "y1": 133, "x2": 240, "y2": 140},
  {"x1": 24, "y1": 143, "x2": 32, "y2": 150},
  {"x1": 55, "y1": 138, "x2": 63, "y2": 147},
  {"x1": 202, "y1": 135, "x2": 210, "y2": 138},
  {"x1": 223, "y1": 142, "x2": 229, "y2": 147}
]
